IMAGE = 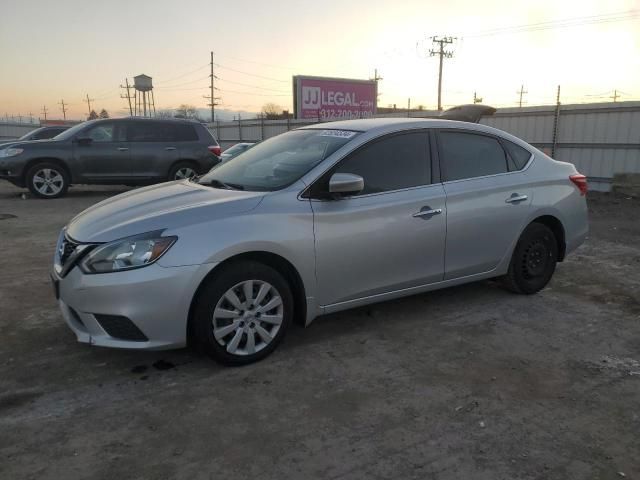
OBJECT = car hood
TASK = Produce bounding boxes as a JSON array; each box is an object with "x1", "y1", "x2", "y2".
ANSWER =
[
  {"x1": 0, "y1": 139, "x2": 57, "y2": 149},
  {"x1": 66, "y1": 180, "x2": 265, "y2": 243}
]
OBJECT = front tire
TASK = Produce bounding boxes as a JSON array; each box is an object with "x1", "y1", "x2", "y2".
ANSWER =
[
  {"x1": 502, "y1": 223, "x2": 558, "y2": 294},
  {"x1": 193, "y1": 261, "x2": 293, "y2": 365},
  {"x1": 25, "y1": 162, "x2": 70, "y2": 199}
]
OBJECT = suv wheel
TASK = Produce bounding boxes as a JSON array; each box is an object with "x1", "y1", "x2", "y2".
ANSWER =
[
  {"x1": 169, "y1": 162, "x2": 198, "y2": 181},
  {"x1": 502, "y1": 223, "x2": 558, "y2": 294},
  {"x1": 193, "y1": 261, "x2": 293, "y2": 365},
  {"x1": 25, "y1": 162, "x2": 70, "y2": 199}
]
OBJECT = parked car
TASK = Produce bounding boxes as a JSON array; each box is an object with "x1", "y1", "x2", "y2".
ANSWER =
[
  {"x1": 0, "y1": 118, "x2": 221, "y2": 198},
  {"x1": 220, "y1": 142, "x2": 256, "y2": 162},
  {"x1": 0, "y1": 125, "x2": 70, "y2": 147},
  {"x1": 51, "y1": 118, "x2": 588, "y2": 365}
]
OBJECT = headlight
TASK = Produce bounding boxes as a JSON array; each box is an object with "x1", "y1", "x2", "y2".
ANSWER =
[
  {"x1": 80, "y1": 232, "x2": 177, "y2": 274},
  {"x1": 0, "y1": 148, "x2": 24, "y2": 158}
]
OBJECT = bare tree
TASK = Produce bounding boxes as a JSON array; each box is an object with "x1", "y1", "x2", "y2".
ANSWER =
[
  {"x1": 262, "y1": 103, "x2": 283, "y2": 120},
  {"x1": 99, "y1": 109, "x2": 109, "y2": 119},
  {"x1": 175, "y1": 104, "x2": 198, "y2": 119},
  {"x1": 156, "y1": 109, "x2": 175, "y2": 118},
  {"x1": 88, "y1": 110, "x2": 99, "y2": 120}
]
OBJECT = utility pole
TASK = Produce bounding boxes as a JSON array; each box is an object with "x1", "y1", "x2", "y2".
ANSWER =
[
  {"x1": 473, "y1": 91, "x2": 483, "y2": 104},
  {"x1": 84, "y1": 93, "x2": 95, "y2": 118},
  {"x1": 429, "y1": 36, "x2": 455, "y2": 111},
  {"x1": 204, "y1": 51, "x2": 220, "y2": 122},
  {"x1": 517, "y1": 84, "x2": 528, "y2": 108},
  {"x1": 610, "y1": 89, "x2": 620, "y2": 102},
  {"x1": 551, "y1": 85, "x2": 561, "y2": 158},
  {"x1": 58, "y1": 99, "x2": 68, "y2": 120},
  {"x1": 370, "y1": 68, "x2": 383, "y2": 107},
  {"x1": 120, "y1": 80, "x2": 133, "y2": 116},
  {"x1": 41, "y1": 105, "x2": 48, "y2": 122}
]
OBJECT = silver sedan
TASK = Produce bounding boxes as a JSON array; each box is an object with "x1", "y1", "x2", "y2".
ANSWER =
[{"x1": 51, "y1": 118, "x2": 588, "y2": 364}]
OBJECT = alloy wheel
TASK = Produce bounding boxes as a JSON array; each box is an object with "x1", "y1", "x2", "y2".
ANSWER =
[
  {"x1": 32, "y1": 168, "x2": 65, "y2": 196},
  {"x1": 212, "y1": 280, "x2": 284, "y2": 356},
  {"x1": 174, "y1": 167, "x2": 197, "y2": 180}
]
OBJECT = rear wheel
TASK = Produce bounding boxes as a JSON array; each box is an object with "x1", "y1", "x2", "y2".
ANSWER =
[
  {"x1": 25, "y1": 162, "x2": 70, "y2": 199},
  {"x1": 502, "y1": 223, "x2": 558, "y2": 294},
  {"x1": 169, "y1": 162, "x2": 198, "y2": 181},
  {"x1": 193, "y1": 261, "x2": 293, "y2": 365}
]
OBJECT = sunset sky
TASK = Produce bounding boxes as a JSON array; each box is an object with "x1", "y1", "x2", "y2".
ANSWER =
[{"x1": 1, "y1": 0, "x2": 639, "y2": 121}]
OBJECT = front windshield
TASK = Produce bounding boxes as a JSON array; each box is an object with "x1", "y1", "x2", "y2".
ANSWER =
[
  {"x1": 52, "y1": 121, "x2": 93, "y2": 141},
  {"x1": 198, "y1": 129, "x2": 358, "y2": 191}
]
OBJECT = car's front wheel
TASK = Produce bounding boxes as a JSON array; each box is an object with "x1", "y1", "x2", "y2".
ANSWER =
[
  {"x1": 193, "y1": 261, "x2": 293, "y2": 365},
  {"x1": 502, "y1": 222, "x2": 558, "y2": 294},
  {"x1": 25, "y1": 162, "x2": 70, "y2": 199}
]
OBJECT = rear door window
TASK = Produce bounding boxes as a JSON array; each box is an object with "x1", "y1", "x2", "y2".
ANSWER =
[
  {"x1": 129, "y1": 122, "x2": 164, "y2": 142},
  {"x1": 439, "y1": 131, "x2": 508, "y2": 181},
  {"x1": 85, "y1": 123, "x2": 126, "y2": 142}
]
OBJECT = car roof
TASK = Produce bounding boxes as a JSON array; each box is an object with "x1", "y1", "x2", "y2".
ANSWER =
[
  {"x1": 300, "y1": 117, "x2": 533, "y2": 151},
  {"x1": 89, "y1": 117, "x2": 201, "y2": 125}
]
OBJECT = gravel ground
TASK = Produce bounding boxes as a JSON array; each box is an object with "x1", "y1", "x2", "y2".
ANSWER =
[{"x1": 0, "y1": 182, "x2": 639, "y2": 480}]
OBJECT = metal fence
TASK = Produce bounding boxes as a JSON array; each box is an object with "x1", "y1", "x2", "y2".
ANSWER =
[{"x1": 1, "y1": 101, "x2": 638, "y2": 191}]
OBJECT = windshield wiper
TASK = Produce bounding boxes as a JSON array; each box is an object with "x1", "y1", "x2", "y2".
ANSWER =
[{"x1": 205, "y1": 178, "x2": 245, "y2": 190}]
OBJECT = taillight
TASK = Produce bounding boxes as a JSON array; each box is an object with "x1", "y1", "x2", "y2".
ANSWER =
[
  {"x1": 208, "y1": 145, "x2": 221, "y2": 157},
  {"x1": 570, "y1": 174, "x2": 588, "y2": 196}
]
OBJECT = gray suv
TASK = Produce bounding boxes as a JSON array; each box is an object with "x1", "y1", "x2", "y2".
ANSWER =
[{"x1": 0, "y1": 118, "x2": 221, "y2": 198}]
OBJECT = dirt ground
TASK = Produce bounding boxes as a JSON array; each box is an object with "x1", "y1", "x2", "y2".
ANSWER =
[{"x1": 0, "y1": 182, "x2": 638, "y2": 480}]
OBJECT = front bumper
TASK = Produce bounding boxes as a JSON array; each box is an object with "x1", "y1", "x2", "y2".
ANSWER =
[{"x1": 52, "y1": 261, "x2": 216, "y2": 350}]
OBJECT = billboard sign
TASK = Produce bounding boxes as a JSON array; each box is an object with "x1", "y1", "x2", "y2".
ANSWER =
[{"x1": 293, "y1": 75, "x2": 377, "y2": 120}]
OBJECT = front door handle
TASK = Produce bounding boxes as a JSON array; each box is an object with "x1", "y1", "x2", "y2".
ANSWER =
[
  {"x1": 413, "y1": 207, "x2": 443, "y2": 218},
  {"x1": 117, "y1": 147, "x2": 129, "y2": 152},
  {"x1": 165, "y1": 146, "x2": 177, "y2": 151},
  {"x1": 505, "y1": 194, "x2": 528, "y2": 203}
]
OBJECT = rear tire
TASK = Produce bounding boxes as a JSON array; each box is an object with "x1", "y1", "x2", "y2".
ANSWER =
[
  {"x1": 25, "y1": 162, "x2": 70, "y2": 199},
  {"x1": 501, "y1": 223, "x2": 558, "y2": 294},
  {"x1": 192, "y1": 261, "x2": 293, "y2": 366},
  {"x1": 168, "y1": 161, "x2": 198, "y2": 181}
]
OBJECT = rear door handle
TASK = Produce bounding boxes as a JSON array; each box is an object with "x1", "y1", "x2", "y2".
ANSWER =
[
  {"x1": 505, "y1": 194, "x2": 528, "y2": 203},
  {"x1": 413, "y1": 208, "x2": 443, "y2": 218},
  {"x1": 117, "y1": 147, "x2": 129, "y2": 152},
  {"x1": 165, "y1": 146, "x2": 177, "y2": 151}
]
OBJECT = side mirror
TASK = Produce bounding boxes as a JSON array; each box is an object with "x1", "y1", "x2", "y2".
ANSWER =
[
  {"x1": 328, "y1": 173, "x2": 364, "y2": 197},
  {"x1": 75, "y1": 137, "x2": 93, "y2": 146}
]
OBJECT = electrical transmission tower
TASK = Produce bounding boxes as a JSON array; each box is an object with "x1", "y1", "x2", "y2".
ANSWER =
[
  {"x1": 429, "y1": 36, "x2": 456, "y2": 111},
  {"x1": 517, "y1": 85, "x2": 528, "y2": 108},
  {"x1": 58, "y1": 99, "x2": 68, "y2": 120},
  {"x1": 203, "y1": 51, "x2": 221, "y2": 122}
]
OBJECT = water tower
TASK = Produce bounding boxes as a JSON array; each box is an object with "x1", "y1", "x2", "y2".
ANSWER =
[{"x1": 133, "y1": 74, "x2": 156, "y2": 117}]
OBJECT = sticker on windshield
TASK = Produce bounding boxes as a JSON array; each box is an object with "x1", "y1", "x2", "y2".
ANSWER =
[{"x1": 318, "y1": 130, "x2": 356, "y2": 139}]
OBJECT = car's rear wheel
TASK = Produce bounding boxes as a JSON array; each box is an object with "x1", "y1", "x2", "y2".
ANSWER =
[
  {"x1": 502, "y1": 222, "x2": 558, "y2": 294},
  {"x1": 25, "y1": 162, "x2": 70, "y2": 199},
  {"x1": 192, "y1": 261, "x2": 293, "y2": 365},
  {"x1": 169, "y1": 162, "x2": 198, "y2": 181}
]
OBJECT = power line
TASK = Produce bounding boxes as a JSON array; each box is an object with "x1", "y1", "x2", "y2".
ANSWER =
[
  {"x1": 214, "y1": 53, "x2": 295, "y2": 71},
  {"x1": 154, "y1": 75, "x2": 210, "y2": 89},
  {"x1": 216, "y1": 77, "x2": 289, "y2": 93},
  {"x1": 214, "y1": 63, "x2": 289, "y2": 83},
  {"x1": 154, "y1": 63, "x2": 210, "y2": 85},
  {"x1": 204, "y1": 51, "x2": 220, "y2": 122},
  {"x1": 41, "y1": 105, "x2": 48, "y2": 122},
  {"x1": 216, "y1": 88, "x2": 290, "y2": 97},
  {"x1": 465, "y1": 10, "x2": 639, "y2": 38},
  {"x1": 429, "y1": 36, "x2": 456, "y2": 111}
]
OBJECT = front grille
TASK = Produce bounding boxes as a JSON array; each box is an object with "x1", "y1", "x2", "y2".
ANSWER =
[{"x1": 94, "y1": 314, "x2": 149, "y2": 342}]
